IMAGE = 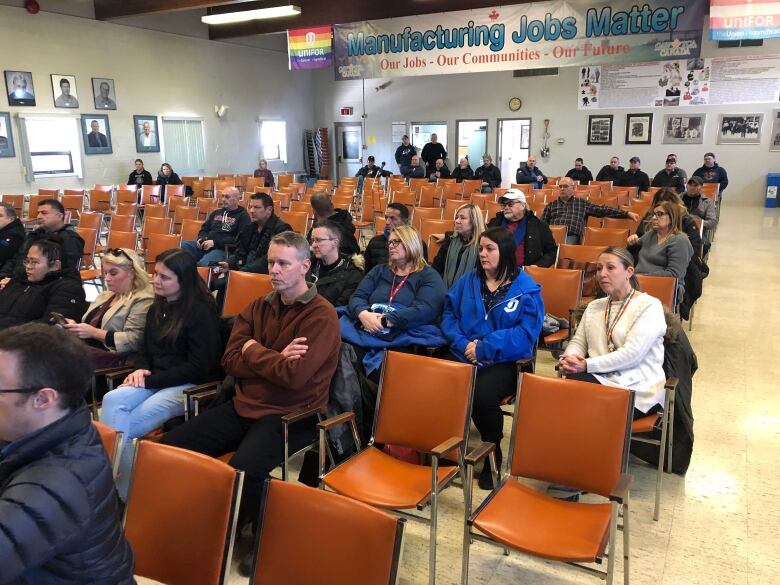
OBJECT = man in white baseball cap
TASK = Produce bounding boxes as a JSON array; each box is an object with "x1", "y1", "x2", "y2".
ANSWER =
[{"x1": 487, "y1": 189, "x2": 557, "y2": 267}]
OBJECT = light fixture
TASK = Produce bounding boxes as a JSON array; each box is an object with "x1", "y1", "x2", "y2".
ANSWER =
[{"x1": 202, "y1": 5, "x2": 301, "y2": 25}]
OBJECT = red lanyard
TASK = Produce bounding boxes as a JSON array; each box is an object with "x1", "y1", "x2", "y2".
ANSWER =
[
  {"x1": 388, "y1": 272, "x2": 410, "y2": 305},
  {"x1": 604, "y1": 289, "x2": 635, "y2": 351}
]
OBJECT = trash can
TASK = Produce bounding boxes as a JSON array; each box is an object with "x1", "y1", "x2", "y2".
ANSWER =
[{"x1": 766, "y1": 173, "x2": 780, "y2": 208}]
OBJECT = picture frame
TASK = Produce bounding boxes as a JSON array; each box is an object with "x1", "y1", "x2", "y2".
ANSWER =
[
  {"x1": 717, "y1": 113, "x2": 763, "y2": 145},
  {"x1": 5, "y1": 70, "x2": 36, "y2": 106},
  {"x1": 0, "y1": 112, "x2": 15, "y2": 158},
  {"x1": 51, "y1": 74, "x2": 79, "y2": 109},
  {"x1": 625, "y1": 113, "x2": 653, "y2": 145},
  {"x1": 587, "y1": 114, "x2": 613, "y2": 145},
  {"x1": 81, "y1": 114, "x2": 112, "y2": 155},
  {"x1": 770, "y1": 110, "x2": 780, "y2": 152},
  {"x1": 662, "y1": 114, "x2": 706, "y2": 145},
  {"x1": 92, "y1": 77, "x2": 117, "y2": 110},
  {"x1": 134, "y1": 115, "x2": 160, "y2": 153}
]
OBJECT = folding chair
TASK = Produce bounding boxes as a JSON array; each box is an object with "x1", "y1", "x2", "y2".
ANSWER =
[
  {"x1": 222, "y1": 271, "x2": 274, "y2": 317},
  {"x1": 412, "y1": 207, "x2": 443, "y2": 231},
  {"x1": 141, "y1": 216, "x2": 172, "y2": 250},
  {"x1": 109, "y1": 214, "x2": 136, "y2": 233},
  {"x1": 144, "y1": 233, "x2": 181, "y2": 272},
  {"x1": 524, "y1": 266, "x2": 582, "y2": 349},
  {"x1": 636, "y1": 274, "x2": 677, "y2": 311},
  {"x1": 280, "y1": 211, "x2": 309, "y2": 235},
  {"x1": 250, "y1": 479, "x2": 405, "y2": 585},
  {"x1": 582, "y1": 227, "x2": 630, "y2": 247},
  {"x1": 462, "y1": 373, "x2": 634, "y2": 585},
  {"x1": 318, "y1": 351, "x2": 476, "y2": 585},
  {"x1": 124, "y1": 440, "x2": 243, "y2": 585}
]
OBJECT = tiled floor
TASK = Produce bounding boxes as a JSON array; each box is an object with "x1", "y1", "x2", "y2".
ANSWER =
[{"x1": 144, "y1": 204, "x2": 780, "y2": 585}]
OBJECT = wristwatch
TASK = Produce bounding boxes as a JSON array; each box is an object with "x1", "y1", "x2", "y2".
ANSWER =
[{"x1": 380, "y1": 315, "x2": 389, "y2": 328}]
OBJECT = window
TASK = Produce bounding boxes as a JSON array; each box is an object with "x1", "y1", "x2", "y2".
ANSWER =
[
  {"x1": 409, "y1": 121, "x2": 447, "y2": 152},
  {"x1": 161, "y1": 117, "x2": 205, "y2": 173},
  {"x1": 259, "y1": 120, "x2": 287, "y2": 163},
  {"x1": 20, "y1": 115, "x2": 82, "y2": 181}
]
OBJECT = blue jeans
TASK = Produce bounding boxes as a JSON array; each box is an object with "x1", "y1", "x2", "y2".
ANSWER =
[
  {"x1": 181, "y1": 239, "x2": 227, "y2": 267},
  {"x1": 101, "y1": 382, "x2": 194, "y2": 498},
  {"x1": 565, "y1": 234, "x2": 581, "y2": 244}
]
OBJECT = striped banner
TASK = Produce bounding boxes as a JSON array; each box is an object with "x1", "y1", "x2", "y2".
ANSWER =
[
  {"x1": 709, "y1": 0, "x2": 780, "y2": 40},
  {"x1": 288, "y1": 26, "x2": 333, "y2": 70}
]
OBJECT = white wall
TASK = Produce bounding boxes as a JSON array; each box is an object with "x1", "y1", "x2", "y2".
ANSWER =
[
  {"x1": 313, "y1": 31, "x2": 780, "y2": 206},
  {"x1": 0, "y1": 5, "x2": 313, "y2": 191}
]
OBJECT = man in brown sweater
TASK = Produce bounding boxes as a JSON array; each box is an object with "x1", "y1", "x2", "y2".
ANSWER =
[{"x1": 160, "y1": 231, "x2": 340, "y2": 573}]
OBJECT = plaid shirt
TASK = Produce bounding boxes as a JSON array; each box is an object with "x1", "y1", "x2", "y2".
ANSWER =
[{"x1": 541, "y1": 197, "x2": 628, "y2": 237}]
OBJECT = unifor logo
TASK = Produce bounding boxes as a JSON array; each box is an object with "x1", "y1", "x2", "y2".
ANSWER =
[
  {"x1": 504, "y1": 300, "x2": 519, "y2": 313},
  {"x1": 306, "y1": 31, "x2": 316, "y2": 45}
]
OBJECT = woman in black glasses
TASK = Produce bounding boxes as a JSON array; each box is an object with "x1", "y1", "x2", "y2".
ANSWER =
[{"x1": 64, "y1": 248, "x2": 153, "y2": 368}]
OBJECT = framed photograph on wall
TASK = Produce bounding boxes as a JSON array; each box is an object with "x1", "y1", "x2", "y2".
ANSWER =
[
  {"x1": 625, "y1": 113, "x2": 653, "y2": 145},
  {"x1": 5, "y1": 70, "x2": 36, "y2": 106},
  {"x1": 770, "y1": 110, "x2": 780, "y2": 152},
  {"x1": 81, "y1": 114, "x2": 112, "y2": 155},
  {"x1": 662, "y1": 114, "x2": 706, "y2": 145},
  {"x1": 587, "y1": 114, "x2": 613, "y2": 145},
  {"x1": 0, "y1": 112, "x2": 15, "y2": 158},
  {"x1": 717, "y1": 114, "x2": 763, "y2": 145},
  {"x1": 51, "y1": 74, "x2": 79, "y2": 108},
  {"x1": 92, "y1": 78, "x2": 117, "y2": 110},
  {"x1": 133, "y1": 115, "x2": 160, "y2": 153}
]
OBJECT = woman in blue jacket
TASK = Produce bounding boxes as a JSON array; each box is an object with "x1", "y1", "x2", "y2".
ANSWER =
[{"x1": 442, "y1": 227, "x2": 544, "y2": 489}]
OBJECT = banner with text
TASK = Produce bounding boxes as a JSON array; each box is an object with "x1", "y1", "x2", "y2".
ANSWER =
[
  {"x1": 709, "y1": 0, "x2": 780, "y2": 41},
  {"x1": 333, "y1": 0, "x2": 706, "y2": 80},
  {"x1": 288, "y1": 26, "x2": 333, "y2": 70},
  {"x1": 578, "y1": 54, "x2": 780, "y2": 109}
]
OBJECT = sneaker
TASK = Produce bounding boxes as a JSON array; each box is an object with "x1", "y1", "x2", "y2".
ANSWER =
[{"x1": 477, "y1": 463, "x2": 495, "y2": 490}]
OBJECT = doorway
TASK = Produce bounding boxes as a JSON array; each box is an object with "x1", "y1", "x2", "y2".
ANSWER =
[
  {"x1": 334, "y1": 122, "x2": 363, "y2": 184},
  {"x1": 409, "y1": 121, "x2": 448, "y2": 162},
  {"x1": 497, "y1": 118, "x2": 532, "y2": 189},
  {"x1": 456, "y1": 120, "x2": 488, "y2": 173}
]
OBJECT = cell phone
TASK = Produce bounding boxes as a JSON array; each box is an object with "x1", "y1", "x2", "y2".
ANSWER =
[{"x1": 50, "y1": 312, "x2": 67, "y2": 326}]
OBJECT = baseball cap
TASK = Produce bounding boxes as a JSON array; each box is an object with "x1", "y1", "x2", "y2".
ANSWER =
[
  {"x1": 368, "y1": 155, "x2": 375, "y2": 161},
  {"x1": 704, "y1": 152, "x2": 715, "y2": 158},
  {"x1": 687, "y1": 176, "x2": 703, "y2": 186},
  {"x1": 629, "y1": 156, "x2": 640, "y2": 163},
  {"x1": 498, "y1": 189, "x2": 527, "y2": 205},
  {"x1": 665, "y1": 157, "x2": 676, "y2": 163}
]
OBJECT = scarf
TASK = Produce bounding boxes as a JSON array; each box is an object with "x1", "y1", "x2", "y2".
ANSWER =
[{"x1": 443, "y1": 234, "x2": 476, "y2": 288}]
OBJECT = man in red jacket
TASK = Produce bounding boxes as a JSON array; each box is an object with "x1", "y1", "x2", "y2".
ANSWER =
[{"x1": 160, "y1": 230, "x2": 340, "y2": 575}]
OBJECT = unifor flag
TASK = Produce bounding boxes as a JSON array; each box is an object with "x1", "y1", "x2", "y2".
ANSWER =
[
  {"x1": 288, "y1": 26, "x2": 333, "y2": 70},
  {"x1": 709, "y1": 0, "x2": 780, "y2": 40}
]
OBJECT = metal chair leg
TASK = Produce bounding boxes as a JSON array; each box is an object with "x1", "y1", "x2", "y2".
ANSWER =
[
  {"x1": 667, "y1": 392, "x2": 676, "y2": 474},
  {"x1": 622, "y1": 497, "x2": 630, "y2": 585},
  {"x1": 461, "y1": 464, "x2": 474, "y2": 585},
  {"x1": 606, "y1": 502, "x2": 618, "y2": 585},
  {"x1": 654, "y1": 407, "x2": 670, "y2": 521},
  {"x1": 429, "y1": 457, "x2": 439, "y2": 585}
]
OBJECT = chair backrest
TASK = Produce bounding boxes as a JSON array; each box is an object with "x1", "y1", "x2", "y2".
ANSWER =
[
  {"x1": 509, "y1": 374, "x2": 633, "y2": 497},
  {"x1": 548, "y1": 225, "x2": 566, "y2": 247},
  {"x1": 443, "y1": 198, "x2": 463, "y2": 220},
  {"x1": 124, "y1": 440, "x2": 243, "y2": 585},
  {"x1": 636, "y1": 274, "x2": 677, "y2": 311},
  {"x1": 277, "y1": 174, "x2": 293, "y2": 189},
  {"x1": 115, "y1": 190, "x2": 138, "y2": 206},
  {"x1": 524, "y1": 266, "x2": 582, "y2": 320},
  {"x1": 140, "y1": 184, "x2": 161, "y2": 203},
  {"x1": 110, "y1": 214, "x2": 136, "y2": 233},
  {"x1": 485, "y1": 201, "x2": 502, "y2": 221},
  {"x1": 28, "y1": 194, "x2": 52, "y2": 218},
  {"x1": 61, "y1": 194, "x2": 84, "y2": 215},
  {"x1": 145, "y1": 234, "x2": 182, "y2": 271},
  {"x1": 411, "y1": 207, "x2": 442, "y2": 231},
  {"x1": 527, "y1": 200, "x2": 546, "y2": 217},
  {"x1": 602, "y1": 216, "x2": 638, "y2": 235},
  {"x1": 332, "y1": 194, "x2": 353, "y2": 210},
  {"x1": 173, "y1": 206, "x2": 199, "y2": 231},
  {"x1": 700, "y1": 183, "x2": 719, "y2": 199},
  {"x1": 374, "y1": 351, "x2": 475, "y2": 452},
  {"x1": 122, "y1": 184, "x2": 140, "y2": 192},
  {"x1": 142, "y1": 216, "x2": 172, "y2": 238},
  {"x1": 280, "y1": 211, "x2": 309, "y2": 235},
  {"x1": 589, "y1": 180, "x2": 613, "y2": 191},
  {"x1": 461, "y1": 179, "x2": 482, "y2": 195},
  {"x1": 166, "y1": 184, "x2": 186, "y2": 199},
  {"x1": 252, "y1": 479, "x2": 404, "y2": 585},
  {"x1": 417, "y1": 184, "x2": 438, "y2": 208},
  {"x1": 557, "y1": 243, "x2": 607, "y2": 266},
  {"x1": 115, "y1": 201, "x2": 137, "y2": 216},
  {"x1": 214, "y1": 179, "x2": 235, "y2": 194},
  {"x1": 92, "y1": 420, "x2": 122, "y2": 476},
  {"x1": 245, "y1": 177, "x2": 266, "y2": 191},
  {"x1": 180, "y1": 218, "x2": 203, "y2": 241},
  {"x1": 78, "y1": 211, "x2": 103, "y2": 231},
  {"x1": 2, "y1": 194, "x2": 24, "y2": 216},
  {"x1": 37, "y1": 188, "x2": 60, "y2": 197},
  {"x1": 585, "y1": 215, "x2": 603, "y2": 229},
  {"x1": 144, "y1": 203, "x2": 168, "y2": 218},
  {"x1": 106, "y1": 230, "x2": 138, "y2": 252},
  {"x1": 469, "y1": 193, "x2": 489, "y2": 210},
  {"x1": 223, "y1": 271, "x2": 274, "y2": 317},
  {"x1": 419, "y1": 218, "x2": 454, "y2": 245},
  {"x1": 74, "y1": 227, "x2": 98, "y2": 269},
  {"x1": 93, "y1": 184, "x2": 114, "y2": 193},
  {"x1": 582, "y1": 227, "x2": 629, "y2": 247}
]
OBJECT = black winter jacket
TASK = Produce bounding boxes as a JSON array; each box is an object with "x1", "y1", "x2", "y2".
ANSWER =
[
  {"x1": 0, "y1": 405, "x2": 135, "y2": 585},
  {"x1": 474, "y1": 164, "x2": 502, "y2": 189},
  {"x1": 0, "y1": 269, "x2": 87, "y2": 329},
  {"x1": 452, "y1": 166, "x2": 474, "y2": 182},
  {"x1": 197, "y1": 206, "x2": 251, "y2": 248},
  {"x1": 487, "y1": 211, "x2": 557, "y2": 267},
  {"x1": 310, "y1": 209, "x2": 360, "y2": 255},
  {"x1": 134, "y1": 297, "x2": 222, "y2": 389},
  {"x1": 227, "y1": 214, "x2": 292, "y2": 274},
  {"x1": 595, "y1": 164, "x2": 625, "y2": 182},
  {"x1": 310, "y1": 254, "x2": 364, "y2": 307},
  {"x1": 1, "y1": 225, "x2": 85, "y2": 279},
  {"x1": 565, "y1": 166, "x2": 594, "y2": 185},
  {"x1": 127, "y1": 168, "x2": 153, "y2": 187},
  {"x1": 0, "y1": 219, "x2": 25, "y2": 275}
]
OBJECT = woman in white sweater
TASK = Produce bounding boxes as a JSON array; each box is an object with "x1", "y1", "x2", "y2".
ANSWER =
[{"x1": 560, "y1": 246, "x2": 667, "y2": 417}]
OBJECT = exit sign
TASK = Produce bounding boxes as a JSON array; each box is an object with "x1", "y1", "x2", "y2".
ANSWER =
[{"x1": 340, "y1": 107, "x2": 353, "y2": 116}]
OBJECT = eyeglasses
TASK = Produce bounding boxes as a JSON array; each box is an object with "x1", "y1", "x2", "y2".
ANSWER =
[
  {"x1": 310, "y1": 237, "x2": 335, "y2": 244},
  {"x1": 106, "y1": 248, "x2": 133, "y2": 261},
  {"x1": 387, "y1": 239, "x2": 403, "y2": 247},
  {"x1": 652, "y1": 211, "x2": 668, "y2": 218},
  {"x1": 501, "y1": 201, "x2": 520, "y2": 207},
  {"x1": 0, "y1": 387, "x2": 41, "y2": 395}
]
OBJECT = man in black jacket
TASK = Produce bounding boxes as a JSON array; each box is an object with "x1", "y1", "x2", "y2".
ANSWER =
[
  {"x1": 486, "y1": 189, "x2": 557, "y2": 267},
  {"x1": 475, "y1": 154, "x2": 502, "y2": 192},
  {"x1": 616, "y1": 156, "x2": 651, "y2": 193},
  {"x1": 127, "y1": 158, "x2": 153, "y2": 188},
  {"x1": 452, "y1": 157, "x2": 474, "y2": 183},
  {"x1": 310, "y1": 221, "x2": 363, "y2": 306},
  {"x1": 363, "y1": 203, "x2": 427, "y2": 273},
  {"x1": 515, "y1": 155, "x2": 547, "y2": 189},
  {"x1": 0, "y1": 203, "x2": 25, "y2": 276},
  {"x1": 565, "y1": 158, "x2": 594, "y2": 185},
  {"x1": 0, "y1": 322, "x2": 135, "y2": 584},
  {"x1": 182, "y1": 187, "x2": 250, "y2": 266},
  {"x1": 428, "y1": 158, "x2": 450, "y2": 182},
  {"x1": 420, "y1": 133, "x2": 447, "y2": 176},
  {"x1": 394, "y1": 134, "x2": 416, "y2": 172},
  {"x1": 652, "y1": 156, "x2": 686, "y2": 193},
  {"x1": 309, "y1": 191, "x2": 360, "y2": 255},
  {"x1": 0, "y1": 199, "x2": 84, "y2": 283},
  {"x1": 595, "y1": 156, "x2": 625, "y2": 182}
]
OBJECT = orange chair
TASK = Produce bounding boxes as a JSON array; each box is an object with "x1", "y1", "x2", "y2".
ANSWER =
[
  {"x1": 74, "y1": 227, "x2": 98, "y2": 270},
  {"x1": 589, "y1": 180, "x2": 613, "y2": 191},
  {"x1": 143, "y1": 203, "x2": 168, "y2": 219},
  {"x1": 460, "y1": 179, "x2": 482, "y2": 196},
  {"x1": 280, "y1": 211, "x2": 309, "y2": 235},
  {"x1": 277, "y1": 174, "x2": 294, "y2": 189},
  {"x1": 250, "y1": 479, "x2": 405, "y2": 585},
  {"x1": 636, "y1": 274, "x2": 677, "y2": 311},
  {"x1": 549, "y1": 225, "x2": 566, "y2": 248},
  {"x1": 105, "y1": 230, "x2": 138, "y2": 252},
  {"x1": 114, "y1": 189, "x2": 138, "y2": 208},
  {"x1": 582, "y1": 227, "x2": 630, "y2": 247},
  {"x1": 469, "y1": 193, "x2": 490, "y2": 209},
  {"x1": 332, "y1": 194, "x2": 353, "y2": 210},
  {"x1": 27, "y1": 194, "x2": 52, "y2": 219},
  {"x1": 165, "y1": 184, "x2": 186, "y2": 200},
  {"x1": 139, "y1": 185, "x2": 161, "y2": 205},
  {"x1": 412, "y1": 207, "x2": 443, "y2": 231},
  {"x1": 61, "y1": 194, "x2": 84, "y2": 217},
  {"x1": 245, "y1": 177, "x2": 266, "y2": 192},
  {"x1": 109, "y1": 214, "x2": 135, "y2": 233},
  {"x1": 418, "y1": 184, "x2": 438, "y2": 208},
  {"x1": 141, "y1": 217, "x2": 173, "y2": 250},
  {"x1": 420, "y1": 219, "x2": 454, "y2": 247},
  {"x1": 585, "y1": 215, "x2": 603, "y2": 229},
  {"x1": 173, "y1": 205, "x2": 199, "y2": 234},
  {"x1": 427, "y1": 234, "x2": 443, "y2": 263},
  {"x1": 443, "y1": 198, "x2": 464, "y2": 220},
  {"x1": 603, "y1": 216, "x2": 639, "y2": 235},
  {"x1": 2, "y1": 194, "x2": 24, "y2": 217},
  {"x1": 222, "y1": 271, "x2": 274, "y2": 317},
  {"x1": 524, "y1": 266, "x2": 581, "y2": 347},
  {"x1": 180, "y1": 219, "x2": 202, "y2": 241},
  {"x1": 485, "y1": 201, "x2": 502, "y2": 221},
  {"x1": 78, "y1": 211, "x2": 104, "y2": 232},
  {"x1": 93, "y1": 420, "x2": 123, "y2": 479},
  {"x1": 196, "y1": 197, "x2": 218, "y2": 221},
  {"x1": 557, "y1": 243, "x2": 607, "y2": 266},
  {"x1": 124, "y1": 440, "x2": 243, "y2": 585},
  {"x1": 37, "y1": 188, "x2": 60, "y2": 197},
  {"x1": 462, "y1": 373, "x2": 634, "y2": 585},
  {"x1": 318, "y1": 351, "x2": 475, "y2": 585},
  {"x1": 144, "y1": 234, "x2": 181, "y2": 272}
]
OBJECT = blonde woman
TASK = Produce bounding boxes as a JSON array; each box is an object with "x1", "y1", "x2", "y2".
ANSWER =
[
  {"x1": 64, "y1": 248, "x2": 154, "y2": 368},
  {"x1": 432, "y1": 202, "x2": 486, "y2": 287}
]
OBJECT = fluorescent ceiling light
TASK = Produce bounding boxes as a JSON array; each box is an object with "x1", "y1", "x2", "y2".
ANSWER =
[{"x1": 202, "y1": 5, "x2": 301, "y2": 25}]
